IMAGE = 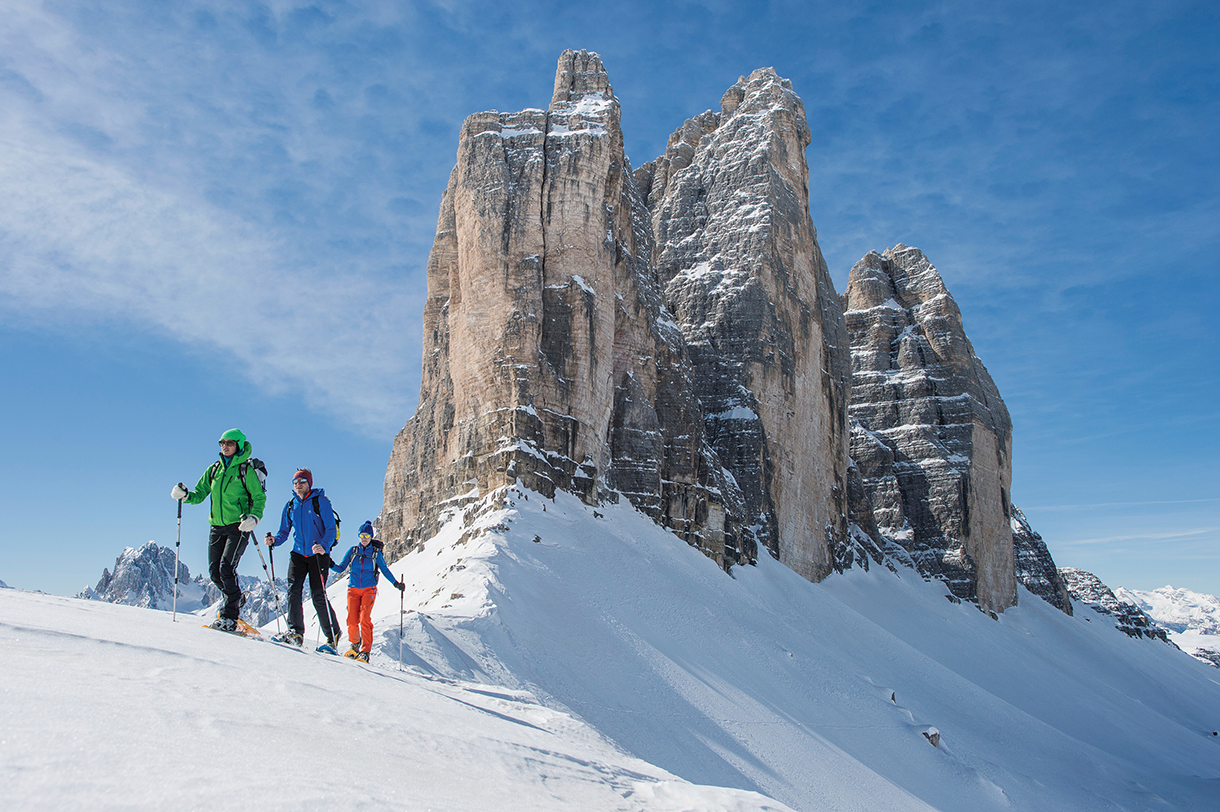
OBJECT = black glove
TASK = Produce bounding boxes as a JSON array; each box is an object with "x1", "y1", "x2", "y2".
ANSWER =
[{"x1": 395, "y1": 580, "x2": 405, "y2": 592}]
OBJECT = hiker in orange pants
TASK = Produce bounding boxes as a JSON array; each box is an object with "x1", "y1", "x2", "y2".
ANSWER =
[
  {"x1": 347, "y1": 587, "x2": 377, "y2": 655},
  {"x1": 330, "y1": 521, "x2": 403, "y2": 662}
]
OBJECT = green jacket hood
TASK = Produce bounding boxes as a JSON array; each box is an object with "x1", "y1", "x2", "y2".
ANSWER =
[{"x1": 219, "y1": 440, "x2": 253, "y2": 467}]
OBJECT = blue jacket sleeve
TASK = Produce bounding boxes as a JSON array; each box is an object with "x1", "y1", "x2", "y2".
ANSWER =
[
  {"x1": 332, "y1": 546, "x2": 355, "y2": 573},
  {"x1": 273, "y1": 499, "x2": 293, "y2": 547},
  {"x1": 375, "y1": 551, "x2": 397, "y2": 586}
]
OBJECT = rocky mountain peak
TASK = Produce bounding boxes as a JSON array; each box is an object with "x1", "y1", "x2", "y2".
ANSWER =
[
  {"x1": 718, "y1": 67, "x2": 809, "y2": 143},
  {"x1": 382, "y1": 51, "x2": 744, "y2": 566},
  {"x1": 79, "y1": 541, "x2": 287, "y2": 626},
  {"x1": 78, "y1": 541, "x2": 187, "y2": 610},
  {"x1": 551, "y1": 49, "x2": 614, "y2": 104},
  {"x1": 637, "y1": 64, "x2": 851, "y2": 579},
  {"x1": 384, "y1": 53, "x2": 851, "y2": 582},
  {"x1": 845, "y1": 245, "x2": 1017, "y2": 613}
]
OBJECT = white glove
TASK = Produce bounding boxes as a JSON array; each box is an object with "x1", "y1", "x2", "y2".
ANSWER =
[
  {"x1": 171, "y1": 483, "x2": 188, "y2": 501},
  {"x1": 238, "y1": 514, "x2": 259, "y2": 532}
]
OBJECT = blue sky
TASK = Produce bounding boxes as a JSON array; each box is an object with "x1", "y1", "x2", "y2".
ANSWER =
[{"x1": 2, "y1": 0, "x2": 1217, "y2": 598}]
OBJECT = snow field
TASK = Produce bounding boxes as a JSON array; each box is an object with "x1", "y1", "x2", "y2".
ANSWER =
[
  {"x1": 0, "y1": 590, "x2": 793, "y2": 811},
  {"x1": 7, "y1": 483, "x2": 1220, "y2": 811},
  {"x1": 320, "y1": 486, "x2": 1220, "y2": 812}
]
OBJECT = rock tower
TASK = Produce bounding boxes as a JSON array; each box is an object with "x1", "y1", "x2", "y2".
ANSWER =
[
  {"x1": 637, "y1": 68, "x2": 852, "y2": 580},
  {"x1": 382, "y1": 52, "x2": 852, "y2": 580},
  {"x1": 844, "y1": 245, "x2": 1017, "y2": 613}
]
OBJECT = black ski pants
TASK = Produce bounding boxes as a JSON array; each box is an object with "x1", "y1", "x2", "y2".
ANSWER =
[
  {"x1": 208, "y1": 523, "x2": 249, "y2": 621},
  {"x1": 287, "y1": 551, "x2": 338, "y2": 641}
]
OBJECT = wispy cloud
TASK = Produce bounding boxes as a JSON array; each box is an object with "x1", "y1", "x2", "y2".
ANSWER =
[
  {"x1": 2, "y1": 0, "x2": 1218, "y2": 461},
  {"x1": 1027, "y1": 499, "x2": 1220, "y2": 511},
  {"x1": 0, "y1": 1, "x2": 462, "y2": 435},
  {"x1": 0, "y1": 128, "x2": 424, "y2": 433},
  {"x1": 1056, "y1": 527, "x2": 1218, "y2": 547}
]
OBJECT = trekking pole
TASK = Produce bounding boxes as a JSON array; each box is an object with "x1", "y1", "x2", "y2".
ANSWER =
[
  {"x1": 251, "y1": 535, "x2": 284, "y2": 634},
  {"x1": 399, "y1": 580, "x2": 404, "y2": 672},
  {"x1": 172, "y1": 498, "x2": 183, "y2": 622}
]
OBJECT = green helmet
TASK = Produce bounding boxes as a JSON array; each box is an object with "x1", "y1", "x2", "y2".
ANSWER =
[{"x1": 219, "y1": 428, "x2": 247, "y2": 444}]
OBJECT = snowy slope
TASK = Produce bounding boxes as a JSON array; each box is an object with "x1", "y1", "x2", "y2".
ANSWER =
[
  {"x1": 7, "y1": 488, "x2": 1220, "y2": 811},
  {"x1": 305, "y1": 486, "x2": 1220, "y2": 812},
  {"x1": 0, "y1": 589, "x2": 792, "y2": 811}
]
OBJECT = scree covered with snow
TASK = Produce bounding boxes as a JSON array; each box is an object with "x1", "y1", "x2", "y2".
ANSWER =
[{"x1": 5, "y1": 487, "x2": 1220, "y2": 811}]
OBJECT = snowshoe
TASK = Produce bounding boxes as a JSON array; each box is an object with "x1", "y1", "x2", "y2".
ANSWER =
[
  {"x1": 205, "y1": 617, "x2": 262, "y2": 639},
  {"x1": 344, "y1": 646, "x2": 360, "y2": 659},
  {"x1": 272, "y1": 630, "x2": 303, "y2": 647},
  {"x1": 316, "y1": 643, "x2": 338, "y2": 655},
  {"x1": 233, "y1": 618, "x2": 263, "y2": 638},
  {"x1": 356, "y1": 651, "x2": 369, "y2": 663}
]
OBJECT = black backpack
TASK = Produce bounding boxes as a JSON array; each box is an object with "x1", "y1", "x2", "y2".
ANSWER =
[
  {"x1": 285, "y1": 494, "x2": 342, "y2": 551},
  {"x1": 209, "y1": 457, "x2": 268, "y2": 513},
  {"x1": 356, "y1": 538, "x2": 385, "y2": 582}
]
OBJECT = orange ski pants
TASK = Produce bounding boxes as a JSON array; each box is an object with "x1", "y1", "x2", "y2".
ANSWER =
[{"x1": 346, "y1": 586, "x2": 377, "y2": 652}]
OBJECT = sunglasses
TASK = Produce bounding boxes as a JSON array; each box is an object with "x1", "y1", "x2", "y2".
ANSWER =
[
  {"x1": 219, "y1": 440, "x2": 237, "y2": 447},
  {"x1": 359, "y1": 533, "x2": 373, "y2": 539},
  {"x1": 292, "y1": 478, "x2": 309, "y2": 485}
]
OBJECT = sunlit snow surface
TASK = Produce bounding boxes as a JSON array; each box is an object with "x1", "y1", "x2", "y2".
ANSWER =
[{"x1": 5, "y1": 487, "x2": 1220, "y2": 811}]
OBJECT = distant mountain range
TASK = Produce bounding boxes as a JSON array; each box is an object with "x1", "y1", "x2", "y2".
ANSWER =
[
  {"x1": 1117, "y1": 585, "x2": 1220, "y2": 668},
  {"x1": 76, "y1": 540, "x2": 303, "y2": 628}
]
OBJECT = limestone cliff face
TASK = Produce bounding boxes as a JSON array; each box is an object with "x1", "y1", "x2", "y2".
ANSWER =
[
  {"x1": 636, "y1": 69, "x2": 851, "y2": 581},
  {"x1": 384, "y1": 55, "x2": 851, "y2": 580},
  {"x1": 1011, "y1": 505, "x2": 1073, "y2": 615},
  {"x1": 382, "y1": 51, "x2": 739, "y2": 563},
  {"x1": 844, "y1": 245, "x2": 1017, "y2": 613}
]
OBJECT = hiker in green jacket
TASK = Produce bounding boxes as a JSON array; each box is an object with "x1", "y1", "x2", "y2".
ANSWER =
[{"x1": 172, "y1": 429, "x2": 266, "y2": 632}]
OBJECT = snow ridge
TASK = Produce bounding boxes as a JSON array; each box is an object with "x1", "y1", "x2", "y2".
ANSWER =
[{"x1": 313, "y1": 486, "x2": 1220, "y2": 812}]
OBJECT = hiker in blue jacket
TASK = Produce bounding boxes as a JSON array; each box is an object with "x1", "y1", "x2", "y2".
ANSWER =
[
  {"x1": 331, "y1": 520, "x2": 404, "y2": 662},
  {"x1": 263, "y1": 468, "x2": 340, "y2": 650}
]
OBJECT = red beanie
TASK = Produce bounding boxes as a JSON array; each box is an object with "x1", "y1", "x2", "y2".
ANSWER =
[{"x1": 293, "y1": 469, "x2": 312, "y2": 488}]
